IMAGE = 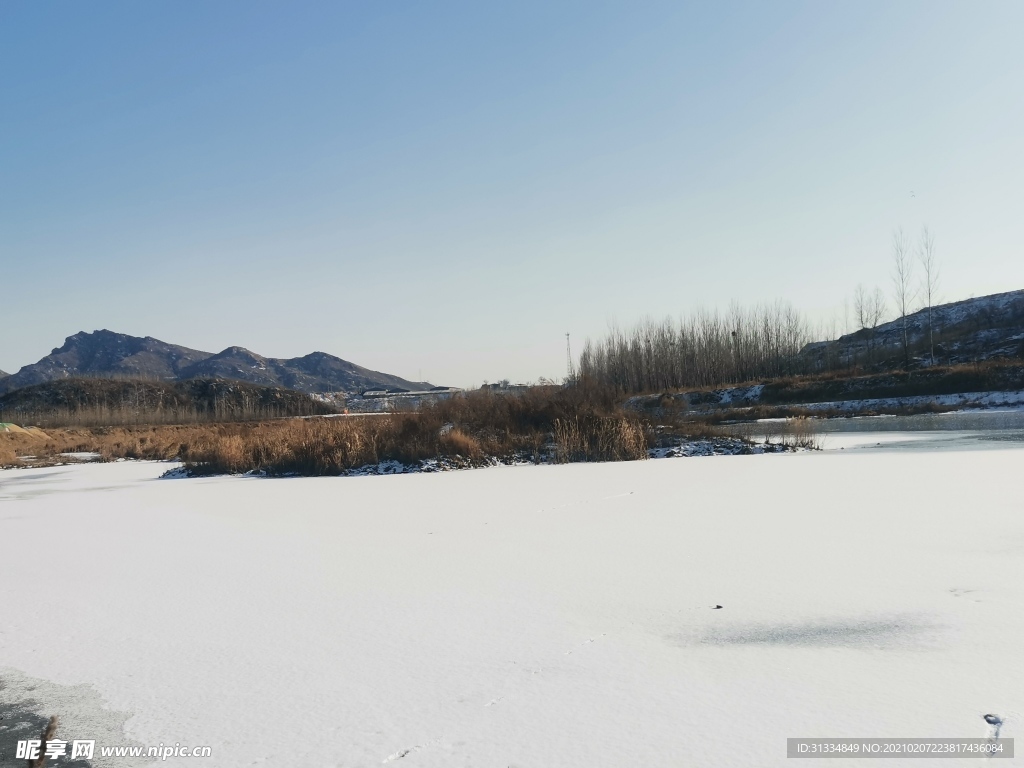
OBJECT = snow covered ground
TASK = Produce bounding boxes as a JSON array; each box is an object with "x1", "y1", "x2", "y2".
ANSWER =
[
  {"x1": 778, "y1": 388, "x2": 1024, "y2": 414},
  {"x1": 631, "y1": 386, "x2": 1024, "y2": 416},
  {"x1": 1, "y1": 440, "x2": 1022, "y2": 766}
]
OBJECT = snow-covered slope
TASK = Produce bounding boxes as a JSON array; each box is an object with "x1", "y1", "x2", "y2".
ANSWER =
[
  {"x1": 802, "y1": 289, "x2": 1024, "y2": 365},
  {"x1": 1, "y1": 448, "x2": 1021, "y2": 766},
  {"x1": 629, "y1": 386, "x2": 1024, "y2": 416}
]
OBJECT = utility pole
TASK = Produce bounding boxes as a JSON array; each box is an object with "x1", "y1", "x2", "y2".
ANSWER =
[{"x1": 565, "y1": 332, "x2": 573, "y2": 381}]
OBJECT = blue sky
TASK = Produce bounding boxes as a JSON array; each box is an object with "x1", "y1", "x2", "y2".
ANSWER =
[{"x1": 2, "y1": 2, "x2": 1022, "y2": 386}]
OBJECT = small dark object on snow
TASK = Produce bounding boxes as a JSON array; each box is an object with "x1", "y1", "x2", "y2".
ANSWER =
[
  {"x1": 30, "y1": 715, "x2": 58, "y2": 768},
  {"x1": 713, "y1": 605, "x2": 723, "y2": 609},
  {"x1": 984, "y1": 714, "x2": 1002, "y2": 725}
]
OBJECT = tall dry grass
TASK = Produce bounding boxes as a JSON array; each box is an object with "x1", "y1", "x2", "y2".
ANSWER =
[
  {"x1": 0, "y1": 444, "x2": 20, "y2": 467},
  {"x1": 0, "y1": 385, "x2": 666, "y2": 474},
  {"x1": 553, "y1": 416, "x2": 648, "y2": 463},
  {"x1": 777, "y1": 416, "x2": 822, "y2": 449},
  {"x1": 0, "y1": 384, "x2": 735, "y2": 475},
  {"x1": 179, "y1": 418, "x2": 399, "y2": 475},
  {"x1": 179, "y1": 398, "x2": 650, "y2": 475},
  {"x1": 1, "y1": 424, "x2": 237, "y2": 466},
  {"x1": 729, "y1": 416, "x2": 822, "y2": 450}
]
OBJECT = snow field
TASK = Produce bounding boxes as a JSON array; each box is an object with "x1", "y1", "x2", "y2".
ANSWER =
[{"x1": 0, "y1": 442, "x2": 1021, "y2": 766}]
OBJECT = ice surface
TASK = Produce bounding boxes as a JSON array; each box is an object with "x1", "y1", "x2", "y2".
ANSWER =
[{"x1": 1, "y1": 445, "x2": 1022, "y2": 766}]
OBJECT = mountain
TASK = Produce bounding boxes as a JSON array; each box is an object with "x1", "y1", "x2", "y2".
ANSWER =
[
  {"x1": 3, "y1": 331, "x2": 213, "y2": 390},
  {"x1": 0, "y1": 330, "x2": 433, "y2": 395},
  {"x1": 801, "y1": 289, "x2": 1024, "y2": 368},
  {"x1": 180, "y1": 346, "x2": 431, "y2": 394}
]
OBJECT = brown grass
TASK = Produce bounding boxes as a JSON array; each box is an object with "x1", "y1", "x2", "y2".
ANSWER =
[
  {"x1": 553, "y1": 416, "x2": 648, "y2": 462},
  {"x1": 0, "y1": 384, "x2": 730, "y2": 476},
  {"x1": 439, "y1": 428, "x2": 484, "y2": 460},
  {"x1": 177, "y1": 391, "x2": 653, "y2": 475},
  {"x1": 0, "y1": 443, "x2": 20, "y2": 467},
  {"x1": 1, "y1": 423, "x2": 234, "y2": 466},
  {"x1": 727, "y1": 416, "x2": 823, "y2": 450},
  {"x1": 29, "y1": 715, "x2": 58, "y2": 768},
  {"x1": 776, "y1": 417, "x2": 823, "y2": 449}
]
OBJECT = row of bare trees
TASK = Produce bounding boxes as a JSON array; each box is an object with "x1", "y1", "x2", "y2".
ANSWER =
[
  {"x1": 576, "y1": 226, "x2": 945, "y2": 395},
  {"x1": 576, "y1": 302, "x2": 812, "y2": 393}
]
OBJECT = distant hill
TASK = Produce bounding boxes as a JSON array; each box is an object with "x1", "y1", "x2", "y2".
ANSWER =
[
  {"x1": 801, "y1": 289, "x2": 1024, "y2": 368},
  {"x1": 0, "y1": 330, "x2": 433, "y2": 395}
]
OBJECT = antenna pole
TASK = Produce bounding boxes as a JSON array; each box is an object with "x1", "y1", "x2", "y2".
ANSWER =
[{"x1": 565, "y1": 332, "x2": 573, "y2": 381}]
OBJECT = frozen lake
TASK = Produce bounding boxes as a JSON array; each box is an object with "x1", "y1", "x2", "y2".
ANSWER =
[
  {"x1": 1, "y1": 434, "x2": 1022, "y2": 766},
  {"x1": 731, "y1": 409, "x2": 1024, "y2": 453}
]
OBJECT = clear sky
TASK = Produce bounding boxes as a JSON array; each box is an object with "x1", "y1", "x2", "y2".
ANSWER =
[{"x1": 2, "y1": 2, "x2": 1022, "y2": 387}]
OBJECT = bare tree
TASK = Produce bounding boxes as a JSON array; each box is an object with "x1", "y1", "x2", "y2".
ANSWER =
[
  {"x1": 867, "y1": 287, "x2": 887, "y2": 330},
  {"x1": 853, "y1": 284, "x2": 887, "y2": 363},
  {"x1": 853, "y1": 284, "x2": 868, "y2": 363},
  {"x1": 891, "y1": 228, "x2": 916, "y2": 367},
  {"x1": 918, "y1": 226, "x2": 940, "y2": 365}
]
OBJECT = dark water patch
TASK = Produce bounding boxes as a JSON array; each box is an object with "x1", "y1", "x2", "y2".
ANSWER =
[
  {"x1": 0, "y1": 670, "x2": 144, "y2": 768},
  {"x1": 678, "y1": 615, "x2": 935, "y2": 650},
  {"x1": 816, "y1": 410, "x2": 1024, "y2": 435},
  {"x1": 0, "y1": 703, "x2": 91, "y2": 766}
]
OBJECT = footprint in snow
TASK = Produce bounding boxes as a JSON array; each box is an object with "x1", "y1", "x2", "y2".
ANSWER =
[
  {"x1": 950, "y1": 588, "x2": 983, "y2": 602},
  {"x1": 383, "y1": 738, "x2": 443, "y2": 762},
  {"x1": 983, "y1": 713, "x2": 1003, "y2": 740},
  {"x1": 564, "y1": 634, "x2": 606, "y2": 654}
]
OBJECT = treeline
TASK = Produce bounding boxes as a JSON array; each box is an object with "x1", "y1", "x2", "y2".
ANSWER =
[
  {"x1": 0, "y1": 377, "x2": 334, "y2": 427},
  {"x1": 576, "y1": 302, "x2": 812, "y2": 393}
]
